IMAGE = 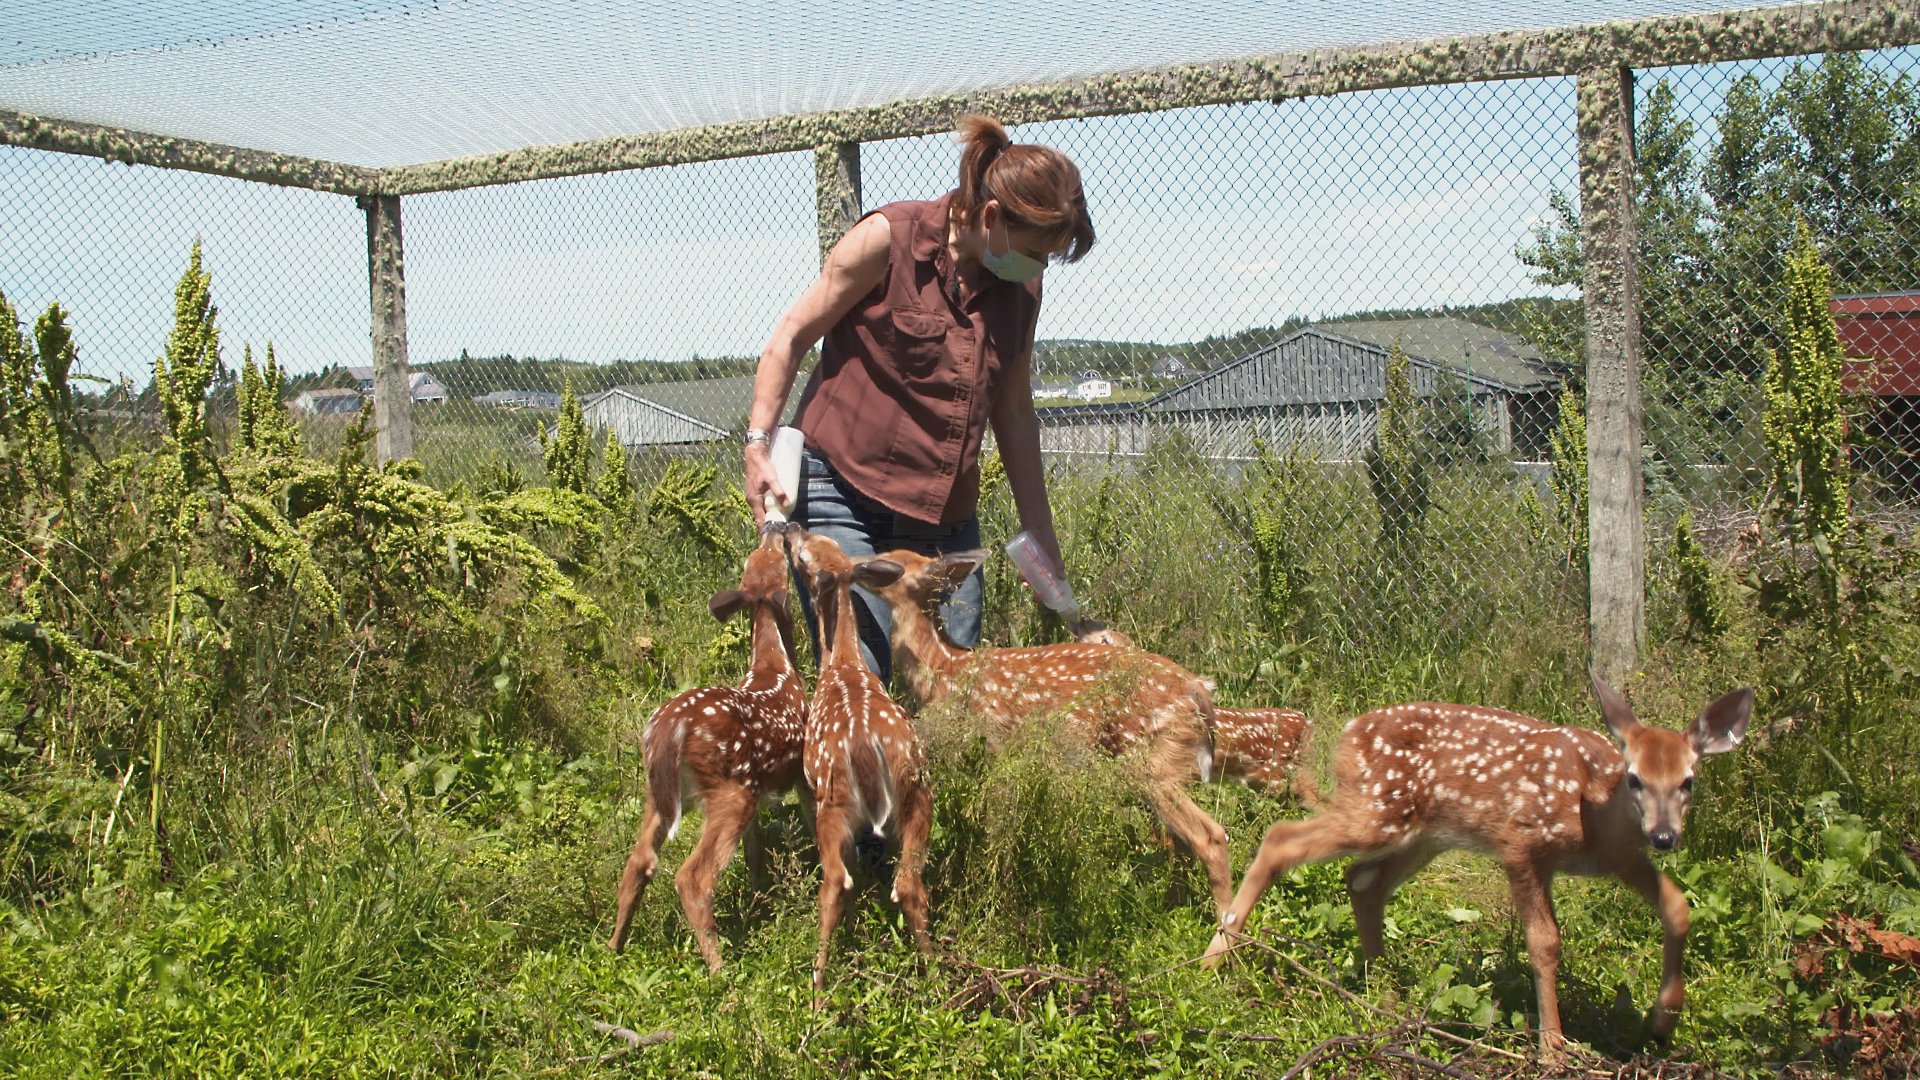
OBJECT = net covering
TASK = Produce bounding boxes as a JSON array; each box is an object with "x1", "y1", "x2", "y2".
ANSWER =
[{"x1": 2, "y1": 0, "x2": 1784, "y2": 168}]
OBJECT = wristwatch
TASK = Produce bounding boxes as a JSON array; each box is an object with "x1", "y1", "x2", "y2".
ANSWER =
[{"x1": 743, "y1": 427, "x2": 770, "y2": 447}]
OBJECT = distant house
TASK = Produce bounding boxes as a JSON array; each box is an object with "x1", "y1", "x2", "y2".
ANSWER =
[
  {"x1": 582, "y1": 375, "x2": 797, "y2": 449},
  {"x1": 291, "y1": 388, "x2": 365, "y2": 416},
  {"x1": 1074, "y1": 370, "x2": 1112, "y2": 401},
  {"x1": 473, "y1": 389, "x2": 563, "y2": 410},
  {"x1": 345, "y1": 366, "x2": 449, "y2": 404},
  {"x1": 1833, "y1": 291, "x2": 1920, "y2": 487},
  {"x1": 1151, "y1": 355, "x2": 1191, "y2": 379},
  {"x1": 1031, "y1": 378, "x2": 1075, "y2": 401},
  {"x1": 1035, "y1": 318, "x2": 1565, "y2": 461}
]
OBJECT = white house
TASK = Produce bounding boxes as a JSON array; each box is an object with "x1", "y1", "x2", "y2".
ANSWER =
[
  {"x1": 290, "y1": 387, "x2": 365, "y2": 416},
  {"x1": 345, "y1": 366, "x2": 449, "y2": 404},
  {"x1": 1074, "y1": 370, "x2": 1112, "y2": 401}
]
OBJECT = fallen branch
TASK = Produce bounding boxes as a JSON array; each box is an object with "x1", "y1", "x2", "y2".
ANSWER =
[
  {"x1": 531, "y1": 1021, "x2": 674, "y2": 1075},
  {"x1": 589, "y1": 1020, "x2": 674, "y2": 1050},
  {"x1": 1226, "y1": 928, "x2": 1530, "y2": 1064}
]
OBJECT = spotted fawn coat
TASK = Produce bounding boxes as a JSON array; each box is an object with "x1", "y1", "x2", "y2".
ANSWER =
[
  {"x1": 608, "y1": 526, "x2": 807, "y2": 969},
  {"x1": 1205, "y1": 675, "x2": 1753, "y2": 1058},
  {"x1": 787, "y1": 528, "x2": 936, "y2": 995}
]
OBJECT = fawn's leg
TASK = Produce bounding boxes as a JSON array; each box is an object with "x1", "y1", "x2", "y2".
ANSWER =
[
  {"x1": 1505, "y1": 858, "x2": 1567, "y2": 1059},
  {"x1": 675, "y1": 785, "x2": 757, "y2": 972},
  {"x1": 1146, "y1": 782, "x2": 1232, "y2": 915},
  {"x1": 609, "y1": 799, "x2": 673, "y2": 953},
  {"x1": 1203, "y1": 811, "x2": 1378, "y2": 966},
  {"x1": 743, "y1": 805, "x2": 769, "y2": 894},
  {"x1": 811, "y1": 798, "x2": 855, "y2": 998},
  {"x1": 1618, "y1": 855, "x2": 1690, "y2": 1045},
  {"x1": 1160, "y1": 826, "x2": 1196, "y2": 907},
  {"x1": 1346, "y1": 842, "x2": 1437, "y2": 960},
  {"x1": 1144, "y1": 731, "x2": 1234, "y2": 915},
  {"x1": 889, "y1": 776, "x2": 935, "y2": 954}
]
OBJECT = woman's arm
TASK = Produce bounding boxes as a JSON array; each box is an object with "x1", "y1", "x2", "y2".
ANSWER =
[
  {"x1": 745, "y1": 214, "x2": 890, "y2": 523},
  {"x1": 988, "y1": 304, "x2": 1065, "y2": 574}
]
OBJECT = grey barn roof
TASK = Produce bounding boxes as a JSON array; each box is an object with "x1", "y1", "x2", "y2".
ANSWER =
[
  {"x1": 583, "y1": 375, "x2": 798, "y2": 435},
  {"x1": 1146, "y1": 317, "x2": 1563, "y2": 414}
]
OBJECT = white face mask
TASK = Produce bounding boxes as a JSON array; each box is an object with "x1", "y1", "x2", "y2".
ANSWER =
[{"x1": 982, "y1": 216, "x2": 1047, "y2": 283}]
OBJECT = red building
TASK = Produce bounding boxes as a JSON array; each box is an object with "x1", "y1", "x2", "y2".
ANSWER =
[{"x1": 1832, "y1": 291, "x2": 1920, "y2": 490}]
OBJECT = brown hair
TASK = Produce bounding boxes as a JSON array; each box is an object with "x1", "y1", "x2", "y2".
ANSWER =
[{"x1": 952, "y1": 114, "x2": 1095, "y2": 263}]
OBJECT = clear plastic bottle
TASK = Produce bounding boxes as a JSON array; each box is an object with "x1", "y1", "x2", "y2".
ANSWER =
[
  {"x1": 1004, "y1": 531, "x2": 1078, "y2": 617},
  {"x1": 763, "y1": 426, "x2": 805, "y2": 523}
]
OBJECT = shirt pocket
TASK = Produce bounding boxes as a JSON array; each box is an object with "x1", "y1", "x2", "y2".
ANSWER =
[{"x1": 886, "y1": 307, "x2": 951, "y2": 379}]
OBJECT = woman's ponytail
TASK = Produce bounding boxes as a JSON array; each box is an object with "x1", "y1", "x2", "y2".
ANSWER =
[
  {"x1": 954, "y1": 114, "x2": 1012, "y2": 223},
  {"x1": 949, "y1": 114, "x2": 1096, "y2": 264}
]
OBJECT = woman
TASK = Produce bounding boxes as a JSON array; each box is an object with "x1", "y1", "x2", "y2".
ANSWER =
[{"x1": 744, "y1": 115, "x2": 1094, "y2": 681}]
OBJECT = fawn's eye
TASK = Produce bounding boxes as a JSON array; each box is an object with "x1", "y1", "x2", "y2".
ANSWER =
[
  {"x1": 1679, "y1": 776, "x2": 1694, "y2": 795},
  {"x1": 1627, "y1": 773, "x2": 1643, "y2": 792}
]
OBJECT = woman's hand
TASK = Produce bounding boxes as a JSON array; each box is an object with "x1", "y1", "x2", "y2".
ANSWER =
[{"x1": 745, "y1": 443, "x2": 783, "y2": 526}]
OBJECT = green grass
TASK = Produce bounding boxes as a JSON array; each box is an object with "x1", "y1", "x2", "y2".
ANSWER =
[{"x1": 6, "y1": 302, "x2": 1918, "y2": 1075}]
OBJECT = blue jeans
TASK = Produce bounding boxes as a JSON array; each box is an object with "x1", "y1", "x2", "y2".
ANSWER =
[{"x1": 793, "y1": 449, "x2": 984, "y2": 684}]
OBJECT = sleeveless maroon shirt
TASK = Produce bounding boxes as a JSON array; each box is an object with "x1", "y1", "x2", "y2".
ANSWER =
[{"x1": 793, "y1": 193, "x2": 1042, "y2": 525}]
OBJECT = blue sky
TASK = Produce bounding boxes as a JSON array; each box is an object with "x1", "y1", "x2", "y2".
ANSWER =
[{"x1": 2, "y1": 48, "x2": 1906, "y2": 386}]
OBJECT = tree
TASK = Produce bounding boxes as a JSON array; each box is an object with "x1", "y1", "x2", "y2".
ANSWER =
[{"x1": 1517, "y1": 57, "x2": 1920, "y2": 481}]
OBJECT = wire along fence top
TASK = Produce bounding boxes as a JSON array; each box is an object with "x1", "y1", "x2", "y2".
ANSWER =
[{"x1": 0, "y1": 0, "x2": 1862, "y2": 170}]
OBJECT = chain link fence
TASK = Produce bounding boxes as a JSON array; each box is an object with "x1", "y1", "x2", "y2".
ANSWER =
[{"x1": 5, "y1": 39, "x2": 1917, "y2": 658}]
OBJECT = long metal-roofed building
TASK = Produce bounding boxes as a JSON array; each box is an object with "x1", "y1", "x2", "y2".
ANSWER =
[
  {"x1": 582, "y1": 375, "x2": 797, "y2": 450},
  {"x1": 1035, "y1": 317, "x2": 1569, "y2": 462}
]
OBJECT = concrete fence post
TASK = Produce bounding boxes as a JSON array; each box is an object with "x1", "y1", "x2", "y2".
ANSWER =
[
  {"x1": 815, "y1": 141, "x2": 862, "y2": 267},
  {"x1": 361, "y1": 193, "x2": 413, "y2": 463},
  {"x1": 1577, "y1": 65, "x2": 1645, "y2": 683}
]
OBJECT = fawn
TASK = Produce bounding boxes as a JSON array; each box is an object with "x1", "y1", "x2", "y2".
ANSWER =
[
  {"x1": 1211, "y1": 706, "x2": 1312, "y2": 793},
  {"x1": 1067, "y1": 626, "x2": 1312, "y2": 795},
  {"x1": 1201, "y1": 672, "x2": 1753, "y2": 1058},
  {"x1": 871, "y1": 548, "x2": 1237, "y2": 915},
  {"x1": 787, "y1": 529, "x2": 936, "y2": 995},
  {"x1": 607, "y1": 523, "x2": 807, "y2": 969}
]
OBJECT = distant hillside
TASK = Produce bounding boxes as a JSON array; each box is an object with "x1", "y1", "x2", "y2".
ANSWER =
[{"x1": 392, "y1": 298, "x2": 1582, "y2": 402}]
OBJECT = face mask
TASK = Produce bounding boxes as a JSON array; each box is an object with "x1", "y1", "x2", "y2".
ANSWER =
[{"x1": 982, "y1": 217, "x2": 1047, "y2": 283}]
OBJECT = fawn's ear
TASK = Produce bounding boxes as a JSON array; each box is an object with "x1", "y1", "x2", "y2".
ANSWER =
[
  {"x1": 936, "y1": 549, "x2": 989, "y2": 583},
  {"x1": 853, "y1": 559, "x2": 905, "y2": 589},
  {"x1": 709, "y1": 590, "x2": 749, "y2": 622},
  {"x1": 1686, "y1": 686, "x2": 1753, "y2": 756},
  {"x1": 1589, "y1": 668, "x2": 1643, "y2": 743}
]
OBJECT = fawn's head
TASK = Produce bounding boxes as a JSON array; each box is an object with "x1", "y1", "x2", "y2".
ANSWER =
[
  {"x1": 786, "y1": 530, "x2": 904, "y2": 652},
  {"x1": 708, "y1": 523, "x2": 800, "y2": 655},
  {"x1": 1591, "y1": 670, "x2": 1753, "y2": 852},
  {"x1": 871, "y1": 548, "x2": 987, "y2": 613}
]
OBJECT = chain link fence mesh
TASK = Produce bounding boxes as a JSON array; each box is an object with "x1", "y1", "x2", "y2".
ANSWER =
[
  {"x1": 4, "y1": 45, "x2": 1916, "y2": 660},
  {"x1": 0, "y1": 146, "x2": 366, "y2": 450}
]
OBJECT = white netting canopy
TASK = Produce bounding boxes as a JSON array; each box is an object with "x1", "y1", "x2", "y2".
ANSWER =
[{"x1": 1, "y1": 0, "x2": 1785, "y2": 168}]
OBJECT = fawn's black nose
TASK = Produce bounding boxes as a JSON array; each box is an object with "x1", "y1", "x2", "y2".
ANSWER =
[{"x1": 1649, "y1": 829, "x2": 1678, "y2": 851}]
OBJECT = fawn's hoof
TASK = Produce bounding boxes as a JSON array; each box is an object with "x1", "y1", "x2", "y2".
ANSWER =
[{"x1": 1199, "y1": 932, "x2": 1234, "y2": 970}]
